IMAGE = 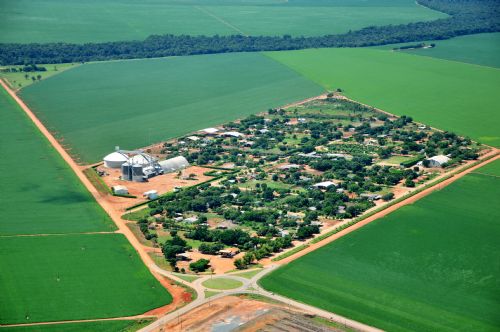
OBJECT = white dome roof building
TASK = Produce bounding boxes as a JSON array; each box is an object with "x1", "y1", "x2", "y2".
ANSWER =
[
  {"x1": 159, "y1": 156, "x2": 190, "y2": 173},
  {"x1": 103, "y1": 152, "x2": 129, "y2": 168}
]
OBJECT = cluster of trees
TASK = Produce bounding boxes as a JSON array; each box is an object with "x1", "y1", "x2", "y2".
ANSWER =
[
  {"x1": 0, "y1": 64, "x2": 47, "y2": 72},
  {"x1": 1, "y1": 0, "x2": 498, "y2": 65},
  {"x1": 137, "y1": 218, "x2": 158, "y2": 242},
  {"x1": 161, "y1": 231, "x2": 191, "y2": 271}
]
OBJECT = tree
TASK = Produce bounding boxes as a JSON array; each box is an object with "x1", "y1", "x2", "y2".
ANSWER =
[
  {"x1": 382, "y1": 193, "x2": 395, "y2": 201},
  {"x1": 190, "y1": 258, "x2": 210, "y2": 273},
  {"x1": 234, "y1": 258, "x2": 246, "y2": 270}
]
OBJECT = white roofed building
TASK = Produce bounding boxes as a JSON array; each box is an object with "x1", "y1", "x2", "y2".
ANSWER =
[
  {"x1": 159, "y1": 156, "x2": 189, "y2": 173},
  {"x1": 313, "y1": 181, "x2": 338, "y2": 189},
  {"x1": 427, "y1": 155, "x2": 451, "y2": 167}
]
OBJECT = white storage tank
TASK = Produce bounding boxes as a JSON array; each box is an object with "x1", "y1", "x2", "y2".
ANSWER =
[{"x1": 103, "y1": 152, "x2": 128, "y2": 168}]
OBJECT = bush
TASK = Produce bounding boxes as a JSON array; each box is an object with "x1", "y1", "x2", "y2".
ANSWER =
[
  {"x1": 382, "y1": 193, "x2": 395, "y2": 201},
  {"x1": 190, "y1": 258, "x2": 210, "y2": 273}
]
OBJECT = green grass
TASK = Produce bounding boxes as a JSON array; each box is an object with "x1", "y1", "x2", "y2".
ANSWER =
[
  {"x1": 0, "y1": 234, "x2": 172, "y2": 325},
  {"x1": 202, "y1": 277, "x2": 243, "y2": 290},
  {"x1": 400, "y1": 33, "x2": 500, "y2": 68},
  {"x1": 260, "y1": 160, "x2": 500, "y2": 332},
  {"x1": 0, "y1": 86, "x2": 115, "y2": 236},
  {"x1": 0, "y1": 0, "x2": 445, "y2": 43},
  {"x1": 272, "y1": 244, "x2": 309, "y2": 261},
  {"x1": 231, "y1": 269, "x2": 262, "y2": 279},
  {"x1": 0, "y1": 319, "x2": 153, "y2": 332},
  {"x1": 378, "y1": 155, "x2": 413, "y2": 165},
  {"x1": 266, "y1": 48, "x2": 500, "y2": 147},
  {"x1": 0, "y1": 63, "x2": 78, "y2": 90},
  {"x1": 204, "y1": 290, "x2": 221, "y2": 298},
  {"x1": 20, "y1": 52, "x2": 324, "y2": 164},
  {"x1": 172, "y1": 273, "x2": 200, "y2": 283}
]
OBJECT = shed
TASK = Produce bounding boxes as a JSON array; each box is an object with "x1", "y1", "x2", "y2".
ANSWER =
[
  {"x1": 159, "y1": 156, "x2": 189, "y2": 173},
  {"x1": 112, "y1": 185, "x2": 128, "y2": 195},
  {"x1": 143, "y1": 190, "x2": 158, "y2": 200},
  {"x1": 427, "y1": 155, "x2": 451, "y2": 167},
  {"x1": 313, "y1": 181, "x2": 338, "y2": 189},
  {"x1": 219, "y1": 248, "x2": 240, "y2": 258}
]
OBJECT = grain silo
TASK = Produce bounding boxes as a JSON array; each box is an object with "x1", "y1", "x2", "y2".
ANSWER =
[{"x1": 103, "y1": 151, "x2": 128, "y2": 168}]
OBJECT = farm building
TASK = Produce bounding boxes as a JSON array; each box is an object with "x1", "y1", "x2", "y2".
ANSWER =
[
  {"x1": 112, "y1": 185, "x2": 128, "y2": 195},
  {"x1": 200, "y1": 127, "x2": 219, "y2": 135},
  {"x1": 219, "y1": 248, "x2": 240, "y2": 258},
  {"x1": 313, "y1": 181, "x2": 338, "y2": 189},
  {"x1": 222, "y1": 131, "x2": 244, "y2": 138},
  {"x1": 427, "y1": 155, "x2": 451, "y2": 167},
  {"x1": 159, "y1": 156, "x2": 189, "y2": 173},
  {"x1": 143, "y1": 190, "x2": 158, "y2": 200}
]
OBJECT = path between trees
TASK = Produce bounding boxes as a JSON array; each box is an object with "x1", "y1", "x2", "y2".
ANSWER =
[{"x1": 3, "y1": 80, "x2": 498, "y2": 332}]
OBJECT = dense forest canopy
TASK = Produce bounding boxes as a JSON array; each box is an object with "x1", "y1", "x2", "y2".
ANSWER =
[{"x1": 0, "y1": 0, "x2": 498, "y2": 65}]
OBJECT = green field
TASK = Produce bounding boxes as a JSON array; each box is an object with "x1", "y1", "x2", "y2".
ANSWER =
[
  {"x1": 0, "y1": 86, "x2": 114, "y2": 235},
  {"x1": 266, "y1": 48, "x2": 500, "y2": 147},
  {"x1": 402, "y1": 33, "x2": 500, "y2": 68},
  {"x1": 260, "y1": 160, "x2": 500, "y2": 331},
  {"x1": 0, "y1": 234, "x2": 172, "y2": 324},
  {"x1": 19, "y1": 52, "x2": 324, "y2": 163},
  {"x1": 0, "y1": 0, "x2": 445, "y2": 43},
  {"x1": 0, "y1": 319, "x2": 151, "y2": 332},
  {"x1": 0, "y1": 85, "x2": 171, "y2": 326}
]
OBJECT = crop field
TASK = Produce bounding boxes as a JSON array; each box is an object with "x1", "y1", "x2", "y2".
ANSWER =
[
  {"x1": 266, "y1": 48, "x2": 500, "y2": 147},
  {"x1": 0, "y1": 0, "x2": 445, "y2": 43},
  {"x1": 19, "y1": 52, "x2": 324, "y2": 164},
  {"x1": 0, "y1": 86, "x2": 114, "y2": 236},
  {"x1": 0, "y1": 319, "x2": 151, "y2": 332},
  {"x1": 401, "y1": 33, "x2": 500, "y2": 68},
  {"x1": 260, "y1": 159, "x2": 500, "y2": 332},
  {"x1": 0, "y1": 234, "x2": 172, "y2": 324},
  {"x1": 0, "y1": 85, "x2": 171, "y2": 327}
]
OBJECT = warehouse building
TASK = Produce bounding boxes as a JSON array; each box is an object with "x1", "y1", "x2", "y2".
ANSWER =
[{"x1": 159, "y1": 156, "x2": 190, "y2": 173}]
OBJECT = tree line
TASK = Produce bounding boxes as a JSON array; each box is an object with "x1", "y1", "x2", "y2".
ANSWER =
[{"x1": 0, "y1": 0, "x2": 498, "y2": 65}]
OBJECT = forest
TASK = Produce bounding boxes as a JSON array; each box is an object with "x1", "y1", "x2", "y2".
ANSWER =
[{"x1": 0, "y1": 0, "x2": 498, "y2": 65}]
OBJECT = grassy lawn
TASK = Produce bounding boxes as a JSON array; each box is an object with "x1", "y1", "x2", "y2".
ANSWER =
[
  {"x1": 239, "y1": 180, "x2": 294, "y2": 191},
  {"x1": 19, "y1": 52, "x2": 324, "y2": 163},
  {"x1": 377, "y1": 155, "x2": 413, "y2": 165},
  {"x1": 204, "y1": 290, "x2": 221, "y2": 298},
  {"x1": 265, "y1": 48, "x2": 500, "y2": 147},
  {"x1": 0, "y1": 234, "x2": 172, "y2": 324},
  {"x1": 0, "y1": 86, "x2": 115, "y2": 236},
  {"x1": 0, "y1": 319, "x2": 153, "y2": 332},
  {"x1": 172, "y1": 273, "x2": 200, "y2": 283},
  {"x1": 0, "y1": 63, "x2": 78, "y2": 90},
  {"x1": 231, "y1": 269, "x2": 262, "y2": 279},
  {"x1": 202, "y1": 278, "x2": 243, "y2": 290},
  {"x1": 260, "y1": 160, "x2": 500, "y2": 331},
  {"x1": 0, "y1": 0, "x2": 444, "y2": 43},
  {"x1": 122, "y1": 208, "x2": 152, "y2": 221}
]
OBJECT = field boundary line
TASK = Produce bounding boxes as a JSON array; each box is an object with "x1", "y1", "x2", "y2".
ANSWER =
[
  {"x1": 273, "y1": 149, "x2": 499, "y2": 265},
  {"x1": 194, "y1": 6, "x2": 246, "y2": 35},
  {"x1": 470, "y1": 171, "x2": 500, "y2": 179}
]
